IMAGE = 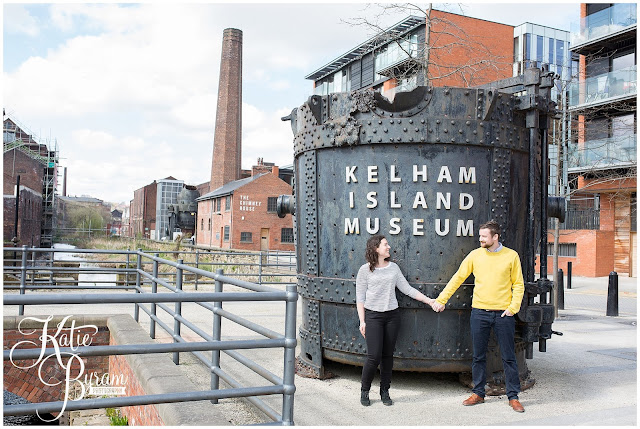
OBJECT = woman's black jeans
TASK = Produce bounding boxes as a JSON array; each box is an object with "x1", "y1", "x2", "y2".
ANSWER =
[{"x1": 361, "y1": 308, "x2": 400, "y2": 392}]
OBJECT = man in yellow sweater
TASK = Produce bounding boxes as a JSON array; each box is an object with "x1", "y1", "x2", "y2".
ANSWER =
[{"x1": 431, "y1": 220, "x2": 525, "y2": 413}]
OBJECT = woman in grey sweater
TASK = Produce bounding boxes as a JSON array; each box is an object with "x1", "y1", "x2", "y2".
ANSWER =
[{"x1": 356, "y1": 235, "x2": 435, "y2": 406}]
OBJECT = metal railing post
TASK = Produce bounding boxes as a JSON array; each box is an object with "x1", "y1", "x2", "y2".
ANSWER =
[
  {"x1": 557, "y1": 269, "x2": 564, "y2": 310},
  {"x1": 18, "y1": 246, "x2": 27, "y2": 316},
  {"x1": 607, "y1": 271, "x2": 619, "y2": 317},
  {"x1": 125, "y1": 249, "x2": 130, "y2": 290},
  {"x1": 30, "y1": 250, "x2": 36, "y2": 286},
  {"x1": 134, "y1": 249, "x2": 142, "y2": 322},
  {"x1": 282, "y1": 284, "x2": 298, "y2": 425},
  {"x1": 258, "y1": 252, "x2": 263, "y2": 284},
  {"x1": 567, "y1": 261, "x2": 572, "y2": 289},
  {"x1": 150, "y1": 253, "x2": 159, "y2": 338},
  {"x1": 195, "y1": 250, "x2": 199, "y2": 291},
  {"x1": 211, "y1": 268, "x2": 223, "y2": 404},
  {"x1": 173, "y1": 259, "x2": 183, "y2": 365}
]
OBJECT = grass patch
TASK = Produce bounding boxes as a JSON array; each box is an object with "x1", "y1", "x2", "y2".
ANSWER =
[{"x1": 105, "y1": 408, "x2": 128, "y2": 426}]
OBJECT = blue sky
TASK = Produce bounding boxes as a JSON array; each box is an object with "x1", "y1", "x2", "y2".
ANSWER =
[{"x1": 3, "y1": 2, "x2": 580, "y2": 204}]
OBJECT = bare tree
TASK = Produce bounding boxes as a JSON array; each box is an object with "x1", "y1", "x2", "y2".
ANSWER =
[{"x1": 342, "y1": 3, "x2": 513, "y2": 88}]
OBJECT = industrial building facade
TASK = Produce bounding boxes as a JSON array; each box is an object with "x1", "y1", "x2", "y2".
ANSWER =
[
  {"x1": 3, "y1": 116, "x2": 59, "y2": 248},
  {"x1": 196, "y1": 163, "x2": 294, "y2": 251}
]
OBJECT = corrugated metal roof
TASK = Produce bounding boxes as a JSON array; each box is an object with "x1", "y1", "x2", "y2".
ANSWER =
[{"x1": 196, "y1": 174, "x2": 266, "y2": 201}]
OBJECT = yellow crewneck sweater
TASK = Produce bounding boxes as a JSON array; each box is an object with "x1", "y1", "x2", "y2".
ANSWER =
[{"x1": 436, "y1": 246, "x2": 525, "y2": 315}]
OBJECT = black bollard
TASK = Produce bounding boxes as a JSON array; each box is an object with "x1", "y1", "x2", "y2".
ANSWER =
[
  {"x1": 567, "y1": 261, "x2": 572, "y2": 289},
  {"x1": 606, "y1": 271, "x2": 619, "y2": 317},
  {"x1": 557, "y1": 269, "x2": 564, "y2": 310}
]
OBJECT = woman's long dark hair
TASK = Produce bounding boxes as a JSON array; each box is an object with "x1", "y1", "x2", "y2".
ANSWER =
[{"x1": 365, "y1": 235, "x2": 387, "y2": 272}]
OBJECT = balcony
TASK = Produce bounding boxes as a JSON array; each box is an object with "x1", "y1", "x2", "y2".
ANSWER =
[
  {"x1": 568, "y1": 66, "x2": 636, "y2": 110},
  {"x1": 568, "y1": 134, "x2": 637, "y2": 173},
  {"x1": 570, "y1": 3, "x2": 637, "y2": 54}
]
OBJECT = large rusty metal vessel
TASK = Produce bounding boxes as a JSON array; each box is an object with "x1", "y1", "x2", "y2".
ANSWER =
[{"x1": 279, "y1": 66, "x2": 564, "y2": 390}]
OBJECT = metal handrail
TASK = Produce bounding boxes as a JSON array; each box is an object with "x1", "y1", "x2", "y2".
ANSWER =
[{"x1": 3, "y1": 246, "x2": 298, "y2": 425}]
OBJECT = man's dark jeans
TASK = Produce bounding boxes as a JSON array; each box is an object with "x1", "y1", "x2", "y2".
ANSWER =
[
  {"x1": 361, "y1": 308, "x2": 400, "y2": 391},
  {"x1": 470, "y1": 308, "x2": 521, "y2": 400}
]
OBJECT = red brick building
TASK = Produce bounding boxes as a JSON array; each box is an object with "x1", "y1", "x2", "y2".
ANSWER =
[
  {"x1": 196, "y1": 163, "x2": 293, "y2": 251},
  {"x1": 130, "y1": 180, "x2": 157, "y2": 239},
  {"x1": 3, "y1": 117, "x2": 58, "y2": 247}
]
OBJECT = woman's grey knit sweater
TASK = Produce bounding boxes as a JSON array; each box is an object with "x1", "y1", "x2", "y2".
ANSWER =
[{"x1": 356, "y1": 262, "x2": 419, "y2": 312}]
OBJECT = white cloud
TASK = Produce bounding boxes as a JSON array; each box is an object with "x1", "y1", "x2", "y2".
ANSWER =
[{"x1": 4, "y1": 4, "x2": 40, "y2": 37}]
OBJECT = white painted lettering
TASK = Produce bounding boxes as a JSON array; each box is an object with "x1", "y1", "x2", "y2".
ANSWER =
[
  {"x1": 457, "y1": 220, "x2": 474, "y2": 236},
  {"x1": 366, "y1": 192, "x2": 378, "y2": 208},
  {"x1": 412, "y1": 192, "x2": 428, "y2": 209},
  {"x1": 459, "y1": 193, "x2": 473, "y2": 210},
  {"x1": 436, "y1": 192, "x2": 451, "y2": 210},
  {"x1": 459, "y1": 167, "x2": 476, "y2": 184},
  {"x1": 366, "y1": 218, "x2": 380, "y2": 234},
  {"x1": 346, "y1": 166, "x2": 357, "y2": 183},
  {"x1": 345, "y1": 218, "x2": 360, "y2": 235},
  {"x1": 389, "y1": 218, "x2": 401, "y2": 235},
  {"x1": 368, "y1": 165, "x2": 378, "y2": 183},
  {"x1": 413, "y1": 165, "x2": 427, "y2": 182},
  {"x1": 435, "y1": 219, "x2": 450, "y2": 236},
  {"x1": 413, "y1": 219, "x2": 424, "y2": 236},
  {"x1": 390, "y1": 191, "x2": 401, "y2": 208},
  {"x1": 390, "y1": 165, "x2": 401, "y2": 182},
  {"x1": 437, "y1": 166, "x2": 452, "y2": 183}
]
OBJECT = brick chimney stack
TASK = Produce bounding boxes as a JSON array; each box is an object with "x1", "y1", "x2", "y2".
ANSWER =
[{"x1": 210, "y1": 28, "x2": 243, "y2": 191}]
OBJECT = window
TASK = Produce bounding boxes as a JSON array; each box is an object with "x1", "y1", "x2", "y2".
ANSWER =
[
  {"x1": 223, "y1": 226, "x2": 230, "y2": 242},
  {"x1": 201, "y1": 219, "x2": 204, "y2": 230},
  {"x1": 281, "y1": 228, "x2": 294, "y2": 244},
  {"x1": 267, "y1": 197, "x2": 278, "y2": 213},
  {"x1": 524, "y1": 34, "x2": 531, "y2": 61},
  {"x1": 612, "y1": 50, "x2": 635, "y2": 71},
  {"x1": 631, "y1": 193, "x2": 637, "y2": 233},
  {"x1": 555, "y1": 40, "x2": 564, "y2": 67},
  {"x1": 240, "y1": 232, "x2": 252, "y2": 243},
  {"x1": 536, "y1": 35, "x2": 543, "y2": 63},
  {"x1": 225, "y1": 196, "x2": 231, "y2": 211},
  {"x1": 513, "y1": 36, "x2": 520, "y2": 63},
  {"x1": 214, "y1": 198, "x2": 221, "y2": 212},
  {"x1": 208, "y1": 218, "x2": 211, "y2": 230},
  {"x1": 548, "y1": 38, "x2": 554, "y2": 65},
  {"x1": 537, "y1": 243, "x2": 577, "y2": 257}
]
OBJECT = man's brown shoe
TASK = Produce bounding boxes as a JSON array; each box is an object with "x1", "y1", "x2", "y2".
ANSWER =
[
  {"x1": 509, "y1": 399, "x2": 525, "y2": 412},
  {"x1": 462, "y1": 393, "x2": 485, "y2": 406}
]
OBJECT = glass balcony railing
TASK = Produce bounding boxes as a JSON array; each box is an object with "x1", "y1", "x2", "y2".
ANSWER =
[
  {"x1": 568, "y1": 134, "x2": 637, "y2": 171},
  {"x1": 570, "y1": 3, "x2": 637, "y2": 47},
  {"x1": 568, "y1": 66, "x2": 637, "y2": 108}
]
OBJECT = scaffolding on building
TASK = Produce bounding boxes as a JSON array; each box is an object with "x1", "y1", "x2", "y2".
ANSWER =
[{"x1": 3, "y1": 115, "x2": 60, "y2": 248}]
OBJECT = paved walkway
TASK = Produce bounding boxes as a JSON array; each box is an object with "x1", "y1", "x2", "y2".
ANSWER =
[{"x1": 3, "y1": 275, "x2": 636, "y2": 425}]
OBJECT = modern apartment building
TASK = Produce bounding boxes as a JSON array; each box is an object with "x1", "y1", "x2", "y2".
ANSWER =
[
  {"x1": 306, "y1": 12, "x2": 514, "y2": 99},
  {"x1": 554, "y1": 3, "x2": 637, "y2": 277}
]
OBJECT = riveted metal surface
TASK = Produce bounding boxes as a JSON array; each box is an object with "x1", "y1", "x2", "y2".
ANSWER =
[
  {"x1": 296, "y1": 150, "x2": 318, "y2": 276},
  {"x1": 297, "y1": 275, "x2": 474, "y2": 310},
  {"x1": 287, "y1": 78, "x2": 555, "y2": 377}
]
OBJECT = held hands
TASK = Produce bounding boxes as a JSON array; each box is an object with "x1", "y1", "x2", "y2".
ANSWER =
[{"x1": 430, "y1": 300, "x2": 445, "y2": 313}]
